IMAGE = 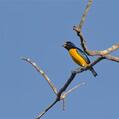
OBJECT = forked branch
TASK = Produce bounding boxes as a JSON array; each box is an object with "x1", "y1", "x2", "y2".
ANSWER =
[
  {"x1": 73, "y1": 0, "x2": 119, "y2": 62},
  {"x1": 22, "y1": 56, "x2": 104, "y2": 119},
  {"x1": 73, "y1": 26, "x2": 119, "y2": 62}
]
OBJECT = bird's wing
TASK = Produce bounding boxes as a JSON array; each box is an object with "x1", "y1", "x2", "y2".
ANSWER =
[{"x1": 76, "y1": 48, "x2": 90, "y2": 64}]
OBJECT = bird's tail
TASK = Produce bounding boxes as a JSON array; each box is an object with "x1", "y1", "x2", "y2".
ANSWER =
[{"x1": 90, "y1": 67, "x2": 97, "y2": 77}]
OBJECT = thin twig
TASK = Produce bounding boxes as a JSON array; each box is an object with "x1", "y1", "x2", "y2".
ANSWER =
[
  {"x1": 21, "y1": 57, "x2": 58, "y2": 95},
  {"x1": 105, "y1": 55, "x2": 119, "y2": 62},
  {"x1": 62, "y1": 99, "x2": 65, "y2": 111},
  {"x1": 64, "y1": 82, "x2": 86, "y2": 97},
  {"x1": 36, "y1": 99, "x2": 58, "y2": 119},
  {"x1": 88, "y1": 56, "x2": 105, "y2": 68},
  {"x1": 73, "y1": 28, "x2": 97, "y2": 55},
  {"x1": 78, "y1": 0, "x2": 93, "y2": 30},
  {"x1": 100, "y1": 44, "x2": 119, "y2": 55}
]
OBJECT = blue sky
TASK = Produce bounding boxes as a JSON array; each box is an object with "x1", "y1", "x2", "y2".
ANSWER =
[{"x1": 0, "y1": 0, "x2": 119, "y2": 119}]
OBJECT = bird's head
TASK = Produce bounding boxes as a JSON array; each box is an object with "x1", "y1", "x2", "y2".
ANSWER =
[{"x1": 62, "y1": 41, "x2": 76, "y2": 50}]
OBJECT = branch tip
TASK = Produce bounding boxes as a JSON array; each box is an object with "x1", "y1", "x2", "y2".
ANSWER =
[{"x1": 22, "y1": 57, "x2": 58, "y2": 95}]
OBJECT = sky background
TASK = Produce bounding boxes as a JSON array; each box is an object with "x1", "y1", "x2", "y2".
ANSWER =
[{"x1": 0, "y1": 0, "x2": 119, "y2": 119}]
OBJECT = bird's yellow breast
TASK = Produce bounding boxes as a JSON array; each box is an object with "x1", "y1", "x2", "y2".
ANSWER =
[{"x1": 69, "y1": 49, "x2": 88, "y2": 67}]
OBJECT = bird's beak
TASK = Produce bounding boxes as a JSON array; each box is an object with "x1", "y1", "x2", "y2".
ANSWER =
[{"x1": 62, "y1": 44, "x2": 66, "y2": 48}]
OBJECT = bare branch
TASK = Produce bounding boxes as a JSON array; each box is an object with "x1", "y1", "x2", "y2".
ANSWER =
[
  {"x1": 105, "y1": 55, "x2": 119, "y2": 62},
  {"x1": 73, "y1": 27, "x2": 119, "y2": 62},
  {"x1": 100, "y1": 44, "x2": 119, "y2": 55},
  {"x1": 21, "y1": 57, "x2": 58, "y2": 95},
  {"x1": 73, "y1": 27, "x2": 99, "y2": 55},
  {"x1": 36, "y1": 99, "x2": 58, "y2": 119},
  {"x1": 62, "y1": 99, "x2": 65, "y2": 111},
  {"x1": 88, "y1": 56, "x2": 105, "y2": 67},
  {"x1": 22, "y1": 55, "x2": 105, "y2": 119},
  {"x1": 57, "y1": 70, "x2": 81, "y2": 98},
  {"x1": 35, "y1": 68, "x2": 84, "y2": 119},
  {"x1": 73, "y1": 0, "x2": 119, "y2": 62},
  {"x1": 78, "y1": 0, "x2": 93, "y2": 30},
  {"x1": 58, "y1": 56, "x2": 105, "y2": 100},
  {"x1": 63, "y1": 82, "x2": 86, "y2": 97}
]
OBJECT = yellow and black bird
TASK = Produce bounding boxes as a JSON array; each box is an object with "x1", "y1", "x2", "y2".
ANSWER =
[{"x1": 63, "y1": 41, "x2": 97, "y2": 77}]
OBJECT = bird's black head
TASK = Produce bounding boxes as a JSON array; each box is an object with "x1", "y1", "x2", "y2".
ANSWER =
[{"x1": 63, "y1": 41, "x2": 76, "y2": 50}]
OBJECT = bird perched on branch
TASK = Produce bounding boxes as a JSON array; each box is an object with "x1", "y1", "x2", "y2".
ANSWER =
[{"x1": 63, "y1": 41, "x2": 97, "y2": 77}]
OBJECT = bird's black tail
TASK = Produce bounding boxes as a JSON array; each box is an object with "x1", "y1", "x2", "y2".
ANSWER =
[{"x1": 90, "y1": 67, "x2": 97, "y2": 77}]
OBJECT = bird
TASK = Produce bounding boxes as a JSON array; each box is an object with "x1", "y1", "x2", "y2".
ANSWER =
[{"x1": 63, "y1": 41, "x2": 97, "y2": 77}]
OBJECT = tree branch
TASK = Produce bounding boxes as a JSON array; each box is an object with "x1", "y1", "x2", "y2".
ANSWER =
[
  {"x1": 34, "y1": 55, "x2": 105, "y2": 119},
  {"x1": 36, "y1": 99, "x2": 58, "y2": 119},
  {"x1": 62, "y1": 99, "x2": 65, "y2": 111},
  {"x1": 22, "y1": 55, "x2": 104, "y2": 119},
  {"x1": 78, "y1": 0, "x2": 93, "y2": 30},
  {"x1": 100, "y1": 44, "x2": 119, "y2": 55},
  {"x1": 73, "y1": 27, "x2": 119, "y2": 62},
  {"x1": 105, "y1": 55, "x2": 119, "y2": 62},
  {"x1": 63, "y1": 82, "x2": 86, "y2": 97},
  {"x1": 73, "y1": 0, "x2": 119, "y2": 63},
  {"x1": 21, "y1": 57, "x2": 58, "y2": 95}
]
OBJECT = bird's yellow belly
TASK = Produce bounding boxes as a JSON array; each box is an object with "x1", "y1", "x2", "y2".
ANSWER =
[{"x1": 69, "y1": 49, "x2": 88, "y2": 67}]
